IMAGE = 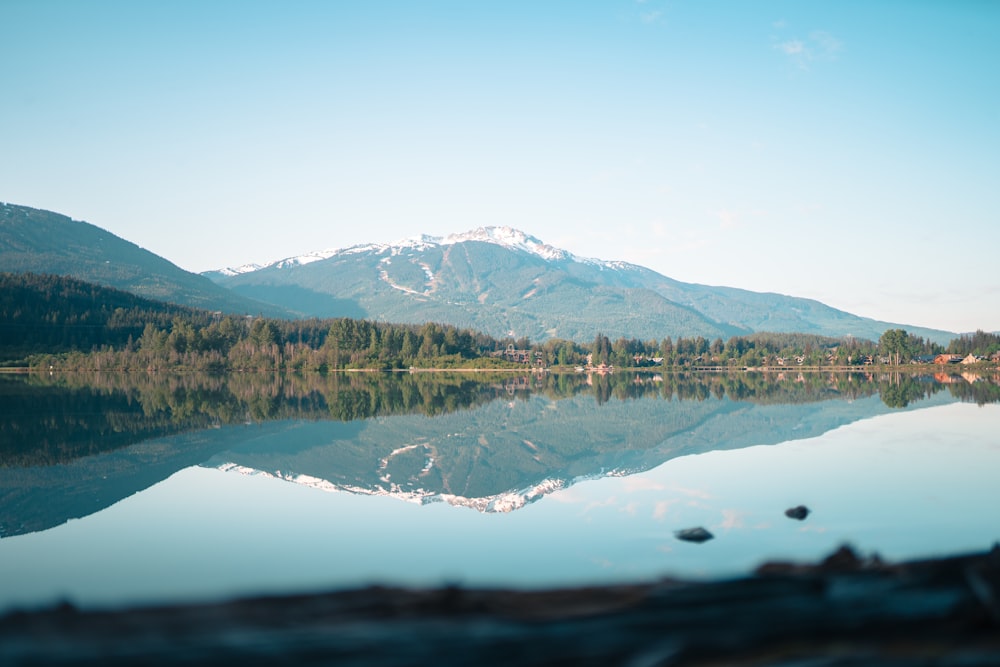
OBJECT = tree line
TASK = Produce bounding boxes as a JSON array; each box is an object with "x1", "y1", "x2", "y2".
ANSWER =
[
  {"x1": 4, "y1": 272, "x2": 998, "y2": 371},
  {"x1": 2, "y1": 273, "x2": 519, "y2": 370}
]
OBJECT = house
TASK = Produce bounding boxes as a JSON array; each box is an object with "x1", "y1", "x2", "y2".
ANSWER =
[
  {"x1": 960, "y1": 354, "x2": 980, "y2": 365},
  {"x1": 493, "y1": 344, "x2": 532, "y2": 363},
  {"x1": 933, "y1": 354, "x2": 962, "y2": 365}
]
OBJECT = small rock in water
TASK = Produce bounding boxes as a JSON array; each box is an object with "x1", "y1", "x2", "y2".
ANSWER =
[
  {"x1": 785, "y1": 505, "x2": 810, "y2": 520},
  {"x1": 674, "y1": 527, "x2": 713, "y2": 543}
]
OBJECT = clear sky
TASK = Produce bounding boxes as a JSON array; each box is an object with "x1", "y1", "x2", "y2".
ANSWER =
[{"x1": 2, "y1": 1, "x2": 998, "y2": 333}]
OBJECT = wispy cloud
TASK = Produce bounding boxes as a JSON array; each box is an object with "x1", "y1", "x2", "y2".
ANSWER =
[
  {"x1": 619, "y1": 501, "x2": 640, "y2": 516},
  {"x1": 653, "y1": 499, "x2": 679, "y2": 520},
  {"x1": 777, "y1": 39, "x2": 806, "y2": 56},
  {"x1": 714, "y1": 207, "x2": 766, "y2": 231},
  {"x1": 641, "y1": 10, "x2": 663, "y2": 24},
  {"x1": 634, "y1": 0, "x2": 665, "y2": 25},
  {"x1": 716, "y1": 208, "x2": 742, "y2": 230},
  {"x1": 719, "y1": 508, "x2": 746, "y2": 530},
  {"x1": 667, "y1": 483, "x2": 713, "y2": 500},
  {"x1": 773, "y1": 28, "x2": 843, "y2": 70},
  {"x1": 810, "y1": 30, "x2": 843, "y2": 56},
  {"x1": 581, "y1": 496, "x2": 619, "y2": 515},
  {"x1": 623, "y1": 476, "x2": 664, "y2": 492}
]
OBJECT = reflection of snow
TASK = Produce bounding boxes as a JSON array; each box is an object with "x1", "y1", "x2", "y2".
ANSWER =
[
  {"x1": 377, "y1": 444, "x2": 435, "y2": 483},
  {"x1": 215, "y1": 461, "x2": 569, "y2": 514}
]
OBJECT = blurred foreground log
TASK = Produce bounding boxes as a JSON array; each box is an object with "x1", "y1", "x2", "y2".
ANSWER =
[{"x1": 2, "y1": 544, "x2": 999, "y2": 666}]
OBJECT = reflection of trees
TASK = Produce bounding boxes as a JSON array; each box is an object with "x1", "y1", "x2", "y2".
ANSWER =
[
  {"x1": 871, "y1": 371, "x2": 1000, "y2": 408},
  {"x1": 944, "y1": 373, "x2": 1000, "y2": 406},
  {"x1": 0, "y1": 375, "x2": 222, "y2": 467},
  {"x1": 6, "y1": 370, "x2": 996, "y2": 467},
  {"x1": 875, "y1": 373, "x2": 945, "y2": 408}
]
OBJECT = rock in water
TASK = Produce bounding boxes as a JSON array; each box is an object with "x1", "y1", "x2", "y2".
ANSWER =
[
  {"x1": 785, "y1": 505, "x2": 810, "y2": 520},
  {"x1": 675, "y1": 526, "x2": 713, "y2": 543}
]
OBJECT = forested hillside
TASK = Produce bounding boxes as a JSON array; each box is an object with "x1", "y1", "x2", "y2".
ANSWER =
[
  {"x1": 4, "y1": 273, "x2": 992, "y2": 373},
  {"x1": 1, "y1": 273, "x2": 513, "y2": 371},
  {"x1": 0, "y1": 273, "x2": 211, "y2": 361},
  {"x1": 0, "y1": 203, "x2": 291, "y2": 317}
]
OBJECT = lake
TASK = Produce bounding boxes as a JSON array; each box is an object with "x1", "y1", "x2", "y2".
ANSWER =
[{"x1": 1, "y1": 369, "x2": 998, "y2": 612}]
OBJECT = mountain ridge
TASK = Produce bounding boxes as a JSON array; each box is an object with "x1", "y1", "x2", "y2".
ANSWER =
[
  {"x1": 0, "y1": 202, "x2": 294, "y2": 318},
  {"x1": 0, "y1": 202, "x2": 956, "y2": 344},
  {"x1": 205, "y1": 224, "x2": 955, "y2": 345},
  {"x1": 207, "y1": 226, "x2": 603, "y2": 278}
]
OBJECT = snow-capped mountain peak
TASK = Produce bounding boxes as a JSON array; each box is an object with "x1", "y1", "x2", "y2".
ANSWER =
[
  {"x1": 210, "y1": 226, "x2": 585, "y2": 276},
  {"x1": 215, "y1": 263, "x2": 264, "y2": 277},
  {"x1": 439, "y1": 226, "x2": 571, "y2": 261}
]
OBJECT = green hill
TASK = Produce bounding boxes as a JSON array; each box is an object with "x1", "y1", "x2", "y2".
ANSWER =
[
  {"x1": 0, "y1": 203, "x2": 291, "y2": 317},
  {"x1": 0, "y1": 272, "x2": 216, "y2": 362}
]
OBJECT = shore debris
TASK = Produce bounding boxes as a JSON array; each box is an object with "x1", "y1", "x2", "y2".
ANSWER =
[{"x1": 3, "y1": 544, "x2": 999, "y2": 666}]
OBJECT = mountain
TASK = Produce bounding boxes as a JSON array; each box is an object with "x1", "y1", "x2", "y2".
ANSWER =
[
  {"x1": 0, "y1": 202, "x2": 292, "y2": 317},
  {"x1": 1, "y1": 201, "x2": 955, "y2": 343},
  {"x1": 206, "y1": 226, "x2": 955, "y2": 345}
]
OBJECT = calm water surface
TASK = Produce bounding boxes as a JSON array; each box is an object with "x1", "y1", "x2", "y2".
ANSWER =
[{"x1": 1, "y1": 371, "x2": 998, "y2": 611}]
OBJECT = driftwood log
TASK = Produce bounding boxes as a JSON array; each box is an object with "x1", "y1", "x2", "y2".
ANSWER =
[{"x1": 2, "y1": 544, "x2": 998, "y2": 666}]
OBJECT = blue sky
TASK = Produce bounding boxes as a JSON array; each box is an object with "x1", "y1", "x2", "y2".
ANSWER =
[{"x1": 2, "y1": 1, "x2": 998, "y2": 333}]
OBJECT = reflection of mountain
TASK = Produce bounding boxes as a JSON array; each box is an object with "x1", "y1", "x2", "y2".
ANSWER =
[
  {"x1": 203, "y1": 389, "x2": 957, "y2": 515},
  {"x1": 0, "y1": 372, "x2": 514, "y2": 468},
  {"x1": 0, "y1": 371, "x2": 974, "y2": 538},
  {"x1": 0, "y1": 422, "x2": 296, "y2": 538}
]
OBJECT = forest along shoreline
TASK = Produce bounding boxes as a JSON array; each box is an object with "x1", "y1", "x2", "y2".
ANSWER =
[{"x1": 4, "y1": 274, "x2": 999, "y2": 374}]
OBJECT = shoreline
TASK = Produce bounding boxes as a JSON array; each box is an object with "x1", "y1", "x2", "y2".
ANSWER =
[{"x1": 4, "y1": 363, "x2": 997, "y2": 375}]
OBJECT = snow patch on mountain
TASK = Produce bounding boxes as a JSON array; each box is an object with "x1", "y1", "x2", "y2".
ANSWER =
[
  {"x1": 216, "y1": 263, "x2": 265, "y2": 277},
  {"x1": 439, "y1": 227, "x2": 570, "y2": 262},
  {"x1": 209, "y1": 226, "x2": 632, "y2": 276},
  {"x1": 272, "y1": 250, "x2": 340, "y2": 268}
]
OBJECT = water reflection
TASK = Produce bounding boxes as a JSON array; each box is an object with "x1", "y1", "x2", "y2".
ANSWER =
[
  {"x1": 2, "y1": 370, "x2": 997, "y2": 540},
  {"x1": 1, "y1": 370, "x2": 999, "y2": 611},
  {"x1": 6, "y1": 369, "x2": 999, "y2": 467}
]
